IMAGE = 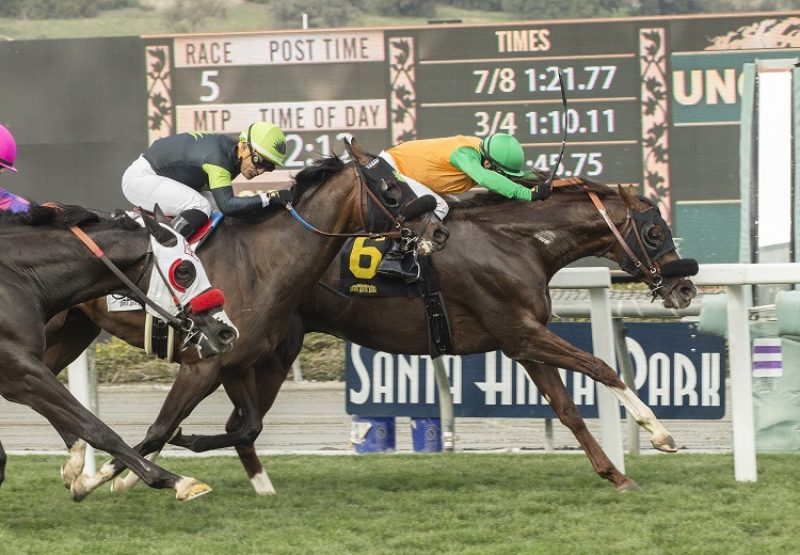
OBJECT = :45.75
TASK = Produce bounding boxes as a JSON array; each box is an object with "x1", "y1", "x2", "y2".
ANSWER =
[{"x1": 530, "y1": 152, "x2": 603, "y2": 177}]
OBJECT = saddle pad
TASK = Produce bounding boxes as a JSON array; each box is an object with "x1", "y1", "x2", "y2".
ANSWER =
[{"x1": 338, "y1": 237, "x2": 417, "y2": 298}]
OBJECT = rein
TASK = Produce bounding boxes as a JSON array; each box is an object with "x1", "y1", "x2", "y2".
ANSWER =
[
  {"x1": 68, "y1": 225, "x2": 190, "y2": 330},
  {"x1": 282, "y1": 161, "x2": 405, "y2": 240}
]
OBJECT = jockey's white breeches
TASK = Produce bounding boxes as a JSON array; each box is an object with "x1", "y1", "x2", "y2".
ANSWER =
[
  {"x1": 122, "y1": 156, "x2": 212, "y2": 217},
  {"x1": 378, "y1": 151, "x2": 449, "y2": 220}
]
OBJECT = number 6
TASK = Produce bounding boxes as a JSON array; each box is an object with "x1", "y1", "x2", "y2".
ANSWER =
[{"x1": 200, "y1": 70, "x2": 220, "y2": 102}]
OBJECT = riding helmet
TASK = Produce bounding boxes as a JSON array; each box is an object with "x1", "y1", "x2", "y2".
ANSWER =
[
  {"x1": 239, "y1": 122, "x2": 287, "y2": 167},
  {"x1": 0, "y1": 123, "x2": 18, "y2": 172},
  {"x1": 480, "y1": 133, "x2": 525, "y2": 177}
]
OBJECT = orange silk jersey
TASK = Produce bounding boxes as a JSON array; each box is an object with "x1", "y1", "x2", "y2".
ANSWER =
[{"x1": 386, "y1": 136, "x2": 482, "y2": 194}]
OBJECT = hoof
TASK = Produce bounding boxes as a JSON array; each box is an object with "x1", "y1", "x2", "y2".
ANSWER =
[
  {"x1": 60, "y1": 465, "x2": 72, "y2": 489},
  {"x1": 111, "y1": 475, "x2": 132, "y2": 493},
  {"x1": 70, "y1": 475, "x2": 90, "y2": 503},
  {"x1": 175, "y1": 477, "x2": 212, "y2": 501},
  {"x1": 617, "y1": 481, "x2": 641, "y2": 493},
  {"x1": 650, "y1": 431, "x2": 678, "y2": 453}
]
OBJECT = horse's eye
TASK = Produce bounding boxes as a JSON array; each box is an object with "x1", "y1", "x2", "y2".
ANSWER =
[
  {"x1": 642, "y1": 223, "x2": 663, "y2": 249},
  {"x1": 379, "y1": 179, "x2": 400, "y2": 208},
  {"x1": 170, "y1": 259, "x2": 197, "y2": 291}
]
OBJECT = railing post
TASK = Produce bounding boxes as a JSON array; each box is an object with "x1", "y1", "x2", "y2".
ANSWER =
[{"x1": 727, "y1": 284, "x2": 758, "y2": 481}]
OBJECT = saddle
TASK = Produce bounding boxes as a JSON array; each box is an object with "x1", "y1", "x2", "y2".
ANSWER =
[
  {"x1": 119, "y1": 208, "x2": 224, "y2": 249},
  {"x1": 337, "y1": 237, "x2": 453, "y2": 356}
]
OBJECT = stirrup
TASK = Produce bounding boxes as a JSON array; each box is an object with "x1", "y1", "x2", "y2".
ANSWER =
[{"x1": 377, "y1": 252, "x2": 420, "y2": 283}]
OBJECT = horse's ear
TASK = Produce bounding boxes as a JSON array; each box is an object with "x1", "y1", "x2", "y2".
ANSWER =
[
  {"x1": 141, "y1": 205, "x2": 177, "y2": 246},
  {"x1": 618, "y1": 184, "x2": 635, "y2": 207},
  {"x1": 346, "y1": 136, "x2": 371, "y2": 166},
  {"x1": 153, "y1": 204, "x2": 168, "y2": 225}
]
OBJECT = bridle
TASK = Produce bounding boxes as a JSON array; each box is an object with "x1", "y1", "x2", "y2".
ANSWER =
[
  {"x1": 551, "y1": 178, "x2": 679, "y2": 298},
  {"x1": 282, "y1": 153, "x2": 421, "y2": 242}
]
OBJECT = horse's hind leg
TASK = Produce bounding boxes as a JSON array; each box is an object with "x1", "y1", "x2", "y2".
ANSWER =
[{"x1": 522, "y1": 361, "x2": 639, "y2": 492}]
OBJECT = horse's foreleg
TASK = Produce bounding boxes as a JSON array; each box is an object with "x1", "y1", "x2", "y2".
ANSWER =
[
  {"x1": 97, "y1": 360, "x2": 223, "y2": 494},
  {"x1": 503, "y1": 325, "x2": 676, "y2": 453},
  {"x1": 59, "y1": 439, "x2": 88, "y2": 488},
  {"x1": 170, "y1": 367, "x2": 262, "y2": 452},
  {"x1": 0, "y1": 356, "x2": 208, "y2": 501},
  {"x1": 170, "y1": 357, "x2": 289, "y2": 495},
  {"x1": 522, "y1": 361, "x2": 639, "y2": 492}
]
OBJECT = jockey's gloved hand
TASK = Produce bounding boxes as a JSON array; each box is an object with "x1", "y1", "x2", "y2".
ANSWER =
[
  {"x1": 530, "y1": 181, "x2": 552, "y2": 201},
  {"x1": 259, "y1": 188, "x2": 295, "y2": 207}
]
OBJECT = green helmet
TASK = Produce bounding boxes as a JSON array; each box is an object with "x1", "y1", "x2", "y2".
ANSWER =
[
  {"x1": 479, "y1": 133, "x2": 525, "y2": 177},
  {"x1": 239, "y1": 122, "x2": 287, "y2": 167}
]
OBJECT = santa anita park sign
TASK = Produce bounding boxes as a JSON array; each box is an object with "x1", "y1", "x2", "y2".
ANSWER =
[{"x1": 346, "y1": 323, "x2": 725, "y2": 419}]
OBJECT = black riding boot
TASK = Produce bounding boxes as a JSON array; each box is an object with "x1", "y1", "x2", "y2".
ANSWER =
[
  {"x1": 170, "y1": 208, "x2": 208, "y2": 239},
  {"x1": 376, "y1": 239, "x2": 420, "y2": 283}
]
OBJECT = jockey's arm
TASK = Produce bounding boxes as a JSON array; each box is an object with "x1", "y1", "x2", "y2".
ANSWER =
[
  {"x1": 449, "y1": 147, "x2": 533, "y2": 201},
  {"x1": 204, "y1": 163, "x2": 270, "y2": 217}
]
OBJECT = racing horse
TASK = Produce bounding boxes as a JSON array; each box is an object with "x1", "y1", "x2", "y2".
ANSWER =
[
  {"x1": 43, "y1": 146, "x2": 447, "y2": 499},
  {"x1": 0, "y1": 202, "x2": 238, "y2": 501},
  {"x1": 121, "y1": 178, "x2": 699, "y2": 494}
]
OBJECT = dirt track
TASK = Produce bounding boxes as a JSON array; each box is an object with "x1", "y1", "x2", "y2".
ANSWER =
[{"x1": 0, "y1": 380, "x2": 733, "y2": 455}]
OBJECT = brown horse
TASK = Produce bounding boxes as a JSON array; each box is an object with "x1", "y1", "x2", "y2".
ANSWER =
[
  {"x1": 43, "y1": 150, "x2": 447, "y2": 499},
  {"x1": 58, "y1": 179, "x2": 697, "y2": 494},
  {"x1": 0, "y1": 202, "x2": 238, "y2": 501}
]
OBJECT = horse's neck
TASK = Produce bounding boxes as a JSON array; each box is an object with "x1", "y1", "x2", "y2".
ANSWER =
[
  {"x1": 212, "y1": 175, "x2": 358, "y2": 329},
  {"x1": 447, "y1": 196, "x2": 626, "y2": 276},
  {"x1": 24, "y1": 227, "x2": 149, "y2": 317}
]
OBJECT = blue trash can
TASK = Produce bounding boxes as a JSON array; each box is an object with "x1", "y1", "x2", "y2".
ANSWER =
[
  {"x1": 351, "y1": 416, "x2": 395, "y2": 454},
  {"x1": 411, "y1": 417, "x2": 442, "y2": 453}
]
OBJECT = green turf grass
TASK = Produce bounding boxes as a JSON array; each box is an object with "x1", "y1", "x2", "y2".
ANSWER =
[{"x1": 0, "y1": 453, "x2": 797, "y2": 554}]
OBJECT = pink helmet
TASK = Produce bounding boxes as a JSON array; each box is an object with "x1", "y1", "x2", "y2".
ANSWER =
[{"x1": 0, "y1": 124, "x2": 17, "y2": 172}]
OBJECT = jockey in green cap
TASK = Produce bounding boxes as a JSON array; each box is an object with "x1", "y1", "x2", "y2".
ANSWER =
[{"x1": 376, "y1": 132, "x2": 551, "y2": 280}]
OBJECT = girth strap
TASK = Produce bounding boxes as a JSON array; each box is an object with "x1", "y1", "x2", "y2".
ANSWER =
[{"x1": 417, "y1": 259, "x2": 453, "y2": 356}]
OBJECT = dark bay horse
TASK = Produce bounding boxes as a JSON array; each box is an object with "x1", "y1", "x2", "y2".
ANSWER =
[
  {"x1": 77, "y1": 179, "x2": 695, "y2": 495},
  {"x1": 43, "y1": 151, "x2": 447, "y2": 498},
  {"x1": 0, "y1": 203, "x2": 237, "y2": 501},
  {"x1": 119, "y1": 179, "x2": 699, "y2": 494}
]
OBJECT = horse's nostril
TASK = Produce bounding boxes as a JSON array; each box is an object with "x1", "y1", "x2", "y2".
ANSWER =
[
  {"x1": 219, "y1": 329, "x2": 237, "y2": 344},
  {"x1": 680, "y1": 283, "x2": 697, "y2": 299}
]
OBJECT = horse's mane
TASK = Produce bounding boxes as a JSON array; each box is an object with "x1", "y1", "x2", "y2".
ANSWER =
[
  {"x1": 449, "y1": 177, "x2": 619, "y2": 211},
  {"x1": 291, "y1": 155, "x2": 345, "y2": 201},
  {"x1": 0, "y1": 202, "x2": 139, "y2": 230}
]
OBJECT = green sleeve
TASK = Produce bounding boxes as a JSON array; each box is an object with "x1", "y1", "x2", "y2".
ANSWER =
[
  {"x1": 203, "y1": 163, "x2": 233, "y2": 189},
  {"x1": 449, "y1": 147, "x2": 532, "y2": 201}
]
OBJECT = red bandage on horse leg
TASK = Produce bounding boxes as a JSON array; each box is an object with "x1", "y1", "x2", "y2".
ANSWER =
[{"x1": 189, "y1": 288, "x2": 225, "y2": 313}]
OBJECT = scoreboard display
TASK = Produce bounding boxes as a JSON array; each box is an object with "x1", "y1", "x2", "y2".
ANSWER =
[
  {"x1": 2, "y1": 11, "x2": 797, "y2": 258},
  {"x1": 143, "y1": 11, "x2": 800, "y2": 232}
]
